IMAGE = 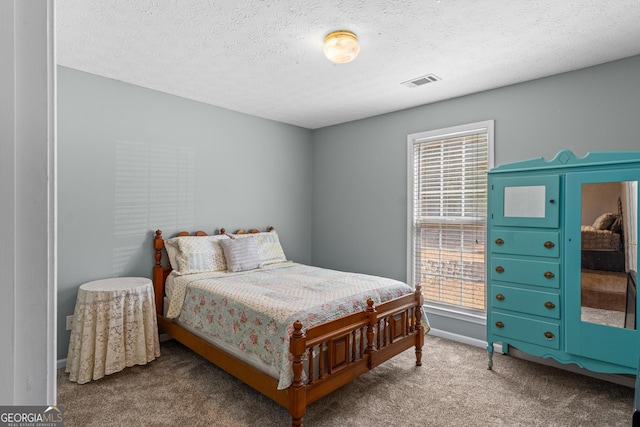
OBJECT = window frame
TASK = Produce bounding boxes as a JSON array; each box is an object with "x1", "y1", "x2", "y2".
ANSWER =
[{"x1": 407, "y1": 120, "x2": 495, "y2": 323}]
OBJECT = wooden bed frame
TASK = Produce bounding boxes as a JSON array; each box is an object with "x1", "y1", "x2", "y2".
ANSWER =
[{"x1": 153, "y1": 228, "x2": 425, "y2": 426}]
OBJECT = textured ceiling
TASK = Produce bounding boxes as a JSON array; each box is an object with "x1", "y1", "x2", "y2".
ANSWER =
[{"x1": 56, "y1": 1, "x2": 640, "y2": 129}]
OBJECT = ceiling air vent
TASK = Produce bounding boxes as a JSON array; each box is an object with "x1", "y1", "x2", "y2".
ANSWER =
[{"x1": 401, "y1": 74, "x2": 441, "y2": 88}]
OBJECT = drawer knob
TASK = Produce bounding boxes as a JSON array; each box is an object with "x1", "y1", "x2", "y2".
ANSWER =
[
  {"x1": 544, "y1": 331, "x2": 555, "y2": 340},
  {"x1": 495, "y1": 321, "x2": 505, "y2": 328},
  {"x1": 544, "y1": 241, "x2": 555, "y2": 249},
  {"x1": 495, "y1": 238, "x2": 504, "y2": 245},
  {"x1": 495, "y1": 266, "x2": 505, "y2": 273},
  {"x1": 496, "y1": 293, "x2": 505, "y2": 301},
  {"x1": 544, "y1": 301, "x2": 556, "y2": 309},
  {"x1": 544, "y1": 271, "x2": 555, "y2": 279}
]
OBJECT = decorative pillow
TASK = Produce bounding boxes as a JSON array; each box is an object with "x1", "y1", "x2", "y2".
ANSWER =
[
  {"x1": 219, "y1": 237, "x2": 260, "y2": 272},
  {"x1": 592, "y1": 213, "x2": 617, "y2": 230},
  {"x1": 165, "y1": 235, "x2": 228, "y2": 275},
  {"x1": 233, "y1": 230, "x2": 287, "y2": 266}
]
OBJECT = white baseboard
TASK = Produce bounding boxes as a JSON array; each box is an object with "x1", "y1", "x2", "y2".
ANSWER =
[{"x1": 428, "y1": 327, "x2": 501, "y2": 351}]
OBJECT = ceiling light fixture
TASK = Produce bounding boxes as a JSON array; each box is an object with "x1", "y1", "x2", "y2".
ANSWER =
[{"x1": 323, "y1": 30, "x2": 360, "y2": 64}]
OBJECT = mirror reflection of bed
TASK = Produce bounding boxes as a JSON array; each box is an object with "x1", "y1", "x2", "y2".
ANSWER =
[{"x1": 581, "y1": 181, "x2": 638, "y2": 329}]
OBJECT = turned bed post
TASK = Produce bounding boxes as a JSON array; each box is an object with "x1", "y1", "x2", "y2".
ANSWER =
[
  {"x1": 153, "y1": 230, "x2": 165, "y2": 316},
  {"x1": 414, "y1": 283, "x2": 424, "y2": 366},
  {"x1": 364, "y1": 298, "x2": 377, "y2": 367},
  {"x1": 289, "y1": 320, "x2": 307, "y2": 427}
]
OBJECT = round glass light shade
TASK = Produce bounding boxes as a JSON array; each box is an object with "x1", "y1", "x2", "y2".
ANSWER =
[{"x1": 323, "y1": 30, "x2": 360, "y2": 64}]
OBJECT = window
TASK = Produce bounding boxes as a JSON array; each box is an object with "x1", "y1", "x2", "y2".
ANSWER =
[{"x1": 408, "y1": 121, "x2": 494, "y2": 313}]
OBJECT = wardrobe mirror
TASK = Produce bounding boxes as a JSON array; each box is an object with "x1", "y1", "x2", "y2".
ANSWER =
[{"x1": 581, "y1": 181, "x2": 638, "y2": 329}]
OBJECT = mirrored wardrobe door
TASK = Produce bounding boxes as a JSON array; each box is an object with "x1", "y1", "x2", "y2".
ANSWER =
[
  {"x1": 580, "y1": 181, "x2": 637, "y2": 329},
  {"x1": 565, "y1": 169, "x2": 639, "y2": 369}
]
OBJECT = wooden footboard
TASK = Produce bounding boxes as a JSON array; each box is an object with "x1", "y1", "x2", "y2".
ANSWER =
[
  {"x1": 153, "y1": 229, "x2": 424, "y2": 427},
  {"x1": 288, "y1": 287, "x2": 424, "y2": 425}
]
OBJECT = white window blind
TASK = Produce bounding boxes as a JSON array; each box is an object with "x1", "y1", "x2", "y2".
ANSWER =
[{"x1": 408, "y1": 121, "x2": 493, "y2": 312}]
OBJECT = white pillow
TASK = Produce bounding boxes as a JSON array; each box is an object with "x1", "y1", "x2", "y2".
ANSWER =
[
  {"x1": 164, "y1": 235, "x2": 229, "y2": 275},
  {"x1": 219, "y1": 237, "x2": 260, "y2": 272}
]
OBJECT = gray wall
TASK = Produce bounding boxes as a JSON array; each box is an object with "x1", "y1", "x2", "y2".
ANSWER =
[
  {"x1": 57, "y1": 67, "x2": 313, "y2": 359},
  {"x1": 311, "y1": 55, "x2": 640, "y2": 340}
]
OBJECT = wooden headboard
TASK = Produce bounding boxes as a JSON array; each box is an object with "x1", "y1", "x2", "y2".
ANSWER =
[{"x1": 152, "y1": 226, "x2": 274, "y2": 315}]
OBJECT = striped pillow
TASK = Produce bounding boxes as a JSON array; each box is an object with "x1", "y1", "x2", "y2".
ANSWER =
[
  {"x1": 219, "y1": 237, "x2": 260, "y2": 272},
  {"x1": 233, "y1": 230, "x2": 287, "y2": 266}
]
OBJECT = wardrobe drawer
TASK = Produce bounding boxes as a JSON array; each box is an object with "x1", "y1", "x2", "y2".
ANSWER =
[
  {"x1": 490, "y1": 229, "x2": 559, "y2": 258},
  {"x1": 491, "y1": 257, "x2": 560, "y2": 288},
  {"x1": 490, "y1": 312, "x2": 560, "y2": 349},
  {"x1": 491, "y1": 285, "x2": 560, "y2": 319}
]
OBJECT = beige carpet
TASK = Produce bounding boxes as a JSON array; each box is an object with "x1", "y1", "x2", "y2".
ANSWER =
[{"x1": 57, "y1": 335, "x2": 634, "y2": 426}]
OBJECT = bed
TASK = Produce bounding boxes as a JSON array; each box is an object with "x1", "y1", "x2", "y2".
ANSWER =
[
  {"x1": 153, "y1": 227, "x2": 426, "y2": 426},
  {"x1": 581, "y1": 202, "x2": 625, "y2": 272}
]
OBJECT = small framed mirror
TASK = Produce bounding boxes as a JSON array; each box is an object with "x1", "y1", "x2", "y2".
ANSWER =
[{"x1": 504, "y1": 185, "x2": 546, "y2": 218}]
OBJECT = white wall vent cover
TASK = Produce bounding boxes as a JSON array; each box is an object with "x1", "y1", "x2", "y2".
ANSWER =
[{"x1": 401, "y1": 74, "x2": 442, "y2": 88}]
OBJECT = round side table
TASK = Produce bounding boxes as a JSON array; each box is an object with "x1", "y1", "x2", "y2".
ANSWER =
[{"x1": 65, "y1": 277, "x2": 161, "y2": 384}]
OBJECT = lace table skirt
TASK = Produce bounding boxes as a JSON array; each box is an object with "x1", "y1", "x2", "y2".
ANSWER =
[{"x1": 66, "y1": 277, "x2": 161, "y2": 384}]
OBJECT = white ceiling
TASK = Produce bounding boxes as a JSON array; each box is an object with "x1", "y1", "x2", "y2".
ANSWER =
[{"x1": 56, "y1": 1, "x2": 640, "y2": 130}]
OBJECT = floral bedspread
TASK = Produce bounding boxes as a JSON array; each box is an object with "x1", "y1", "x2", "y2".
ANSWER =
[{"x1": 167, "y1": 262, "x2": 418, "y2": 389}]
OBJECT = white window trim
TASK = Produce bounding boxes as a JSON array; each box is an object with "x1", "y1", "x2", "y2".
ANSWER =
[{"x1": 407, "y1": 120, "x2": 495, "y2": 321}]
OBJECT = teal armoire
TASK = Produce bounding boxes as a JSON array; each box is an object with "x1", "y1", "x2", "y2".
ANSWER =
[{"x1": 486, "y1": 150, "x2": 640, "y2": 400}]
